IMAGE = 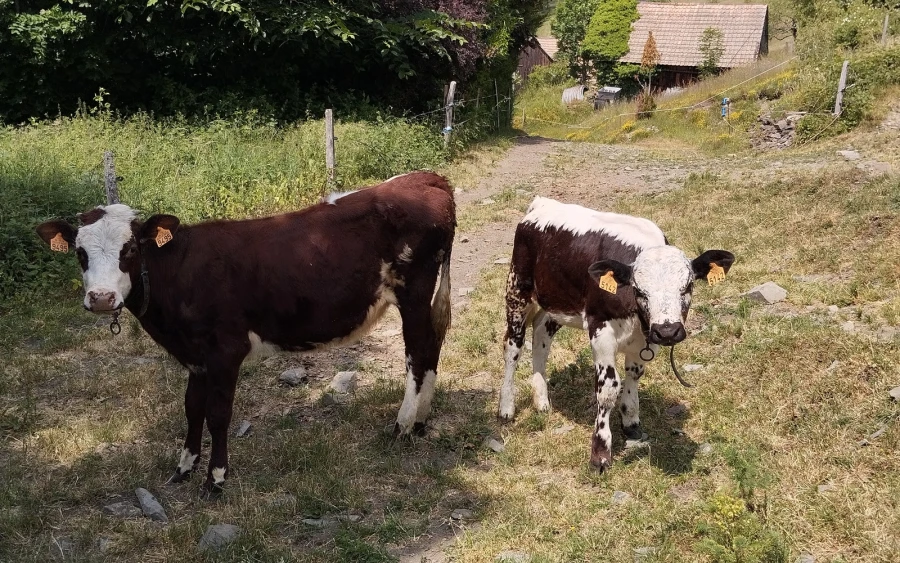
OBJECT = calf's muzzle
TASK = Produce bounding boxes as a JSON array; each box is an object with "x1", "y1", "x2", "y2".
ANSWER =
[{"x1": 649, "y1": 321, "x2": 686, "y2": 346}]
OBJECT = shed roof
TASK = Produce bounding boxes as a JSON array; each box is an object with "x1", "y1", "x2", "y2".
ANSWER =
[
  {"x1": 536, "y1": 37, "x2": 559, "y2": 61},
  {"x1": 620, "y1": 2, "x2": 768, "y2": 68}
]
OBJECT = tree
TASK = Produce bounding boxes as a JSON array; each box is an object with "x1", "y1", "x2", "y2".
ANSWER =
[
  {"x1": 582, "y1": 0, "x2": 639, "y2": 87},
  {"x1": 698, "y1": 27, "x2": 724, "y2": 78},
  {"x1": 552, "y1": 0, "x2": 602, "y2": 83},
  {"x1": 637, "y1": 30, "x2": 660, "y2": 93}
]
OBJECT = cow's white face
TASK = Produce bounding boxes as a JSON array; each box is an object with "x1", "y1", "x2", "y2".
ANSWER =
[
  {"x1": 589, "y1": 246, "x2": 735, "y2": 346},
  {"x1": 74, "y1": 205, "x2": 138, "y2": 312}
]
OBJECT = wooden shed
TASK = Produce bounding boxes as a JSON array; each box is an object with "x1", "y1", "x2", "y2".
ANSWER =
[{"x1": 517, "y1": 37, "x2": 558, "y2": 80}]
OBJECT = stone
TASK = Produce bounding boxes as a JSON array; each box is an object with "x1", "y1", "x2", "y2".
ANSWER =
[
  {"x1": 329, "y1": 371, "x2": 358, "y2": 394},
  {"x1": 198, "y1": 524, "x2": 241, "y2": 551},
  {"x1": 135, "y1": 488, "x2": 168, "y2": 523},
  {"x1": 837, "y1": 150, "x2": 860, "y2": 161},
  {"x1": 666, "y1": 403, "x2": 687, "y2": 417},
  {"x1": 458, "y1": 287, "x2": 475, "y2": 297},
  {"x1": 776, "y1": 119, "x2": 789, "y2": 130},
  {"x1": 494, "y1": 257, "x2": 511, "y2": 265},
  {"x1": 97, "y1": 537, "x2": 112, "y2": 553},
  {"x1": 278, "y1": 367, "x2": 307, "y2": 386},
  {"x1": 744, "y1": 282, "x2": 787, "y2": 304},
  {"x1": 321, "y1": 392, "x2": 348, "y2": 406},
  {"x1": 451, "y1": 508, "x2": 475, "y2": 521},
  {"x1": 234, "y1": 420, "x2": 252, "y2": 438},
  {"x1": 480, "y1": 198, "x2": 496, "y2": 205},
  {"x1": 461, "y1": 236, "x2": 470, "y2": 243},
  {"x1": 869, "y1": 424, "x2": 888, "y2": 440},
  {"x1": 270, "y1": 493, "x2": 296, "y2": 507},
  {"x1": 699, "y1": 443, "x2": 714, "y2": 456},
  {"x1": 625, "y1": 435, "x2": 649, "y2": 450},
  {"x1": 890, "y1": 386, "x2": 900, "y2": 401},
  {"x1": 841, "y1": 321, "x2": 855, "y2": 333},
  {"x1": 633, "y1": 547, "x2": 657, "y2": 560},
  {"x1": 551, "y1": 424, "x2": 575, "y2": 436},
  {"x1": 795, "y1": 553, "x2": 815, "y2": 563},
  {"x1": 827, "y1": 305, "x2": 839, "y2": 313},
  {"x1": 496, "y1": 551, "x2": 529, "y2": 562},
  {"x1": 827, "y1": 361, "x2": 840, "y2": 372},
  {"x1": 817, "y1": 483, "x2": 834, "y2": 494},
  {"x1": 611, "y1": 491, "x2": 631, "y2": 505},
  {"x1": 682, "y1": 364, "x2": 704, "y2": 372},
  {"x1": 103, "y1": 501, "x2": 142, "y2": 519},
  {"x1": 484, "y1": 437, "x2": 505, "y2": 453}
]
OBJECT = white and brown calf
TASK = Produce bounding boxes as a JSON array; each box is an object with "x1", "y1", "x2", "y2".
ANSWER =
[{"x1": 499, "y1": 197, "x2": 734, "y2": 471}]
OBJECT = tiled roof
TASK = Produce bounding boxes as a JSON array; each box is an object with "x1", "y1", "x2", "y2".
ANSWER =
[
  {"x1": 620, "y1": 2, "x2": 768, "y2": 68},
  {"x1": 536, "y1": 37, "x2": 559, "y2": 61}
]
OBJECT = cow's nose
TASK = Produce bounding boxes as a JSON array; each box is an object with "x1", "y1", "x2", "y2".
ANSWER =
[
  {"x1": 87, "y1": 291, "x2": 117, "y2": 312},
  {"x1": 649, "y1": 321, "x2": 686, "y2": 345}
]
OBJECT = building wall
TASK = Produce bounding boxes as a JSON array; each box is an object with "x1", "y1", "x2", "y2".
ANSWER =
[{"x1": 517, "y1": 42, "x2": 553, "y2": 80}]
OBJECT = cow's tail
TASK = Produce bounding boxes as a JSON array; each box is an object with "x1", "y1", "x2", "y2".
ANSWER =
[{"x1": 431, "y1": 244, "x2": 452, "y2": 346}]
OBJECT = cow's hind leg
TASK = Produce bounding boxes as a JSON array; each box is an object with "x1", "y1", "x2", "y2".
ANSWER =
[
  {"x1": 167, "y1": 368, "x2": 206, "y2": 484},
  {"x1": 499, "y1": 267, "x2": 533, "y2": 420},
  {"x1": 530, "y1": 310, "x2": 560, "y2": 412},
  {"x1": 588, "y1": 320, "x2": 621, "y2": 472}
]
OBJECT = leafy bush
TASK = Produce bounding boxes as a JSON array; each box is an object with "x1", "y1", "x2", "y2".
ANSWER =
[{"x1": 527, "y1": 62, "x2": 575, "y2": 88}]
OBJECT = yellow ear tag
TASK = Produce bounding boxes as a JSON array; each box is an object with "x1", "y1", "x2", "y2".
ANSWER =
[
  {"x1": 598, "y1": 271, "x2": 618, "y2": 294},
  {"x1": 155, "y1": 227, "x2": 173, "y2": 248},
  {"x1": 707, "y1": 263, "x2": 726, "y2": 286},
  {"x1": 49, "y1": 233, "x2": 69, "y2": 253}
]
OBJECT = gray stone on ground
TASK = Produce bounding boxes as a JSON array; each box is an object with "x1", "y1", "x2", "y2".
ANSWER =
[
  {"x1": 841, "y1": 321, "x2": 855, "y2": 333},
  {"x1": 625, "y1": 434, "x2": 649, "y2": 449},
  {"x1": 329, "y1": 371, "x2": 358, "y2": 394},
  {"x1": 666, "y1": 403, "x2": 687, "y2": 417},
  {"x1": 198, "y1": 524, "x2": 241, "y2": 551},
  {"x1": 699, "y1": 443, "x2": 714, "y2": 456},
  {"x1": 633, "y1": 547, "x2": 658, "y2": 561},
  {"x1": 869, "y1": 424, "x2": 888, "y2": 440},
  {"x1": 458, "y1": 287, "x2": 475, "y2": 297},
  {"x1": 817, "y1": 483, "x2": 835, "y2": 494},
  {"x1": 460, "y1": 236, "x2": 470, "y2": 243},
  {"x1": 494, "y1": 257, "x2": 511, "y2": 265},
  {"x1": 795, "y1": 553, "x2": 815, "y2": 563},
  {"x1": 496, "y1": 551, "x2": 530, "y2": 562},
  {"x1": 683, "y1": 364, "x2": 704, "y2": 372},
  {"x1": 234, "y1": 420, "x2": 252, "y2": 438},
  {"x1": 890, "y1": 386, "x2": 900, "y2": 401},
  {"x1": 837, "y1": 150, "x2": 860, "y2": 161},
  {"x1": 270, "y1": 493, "x2": 296, "y2": 507},
  {"x1": 551, "y1": 424, "x2": 575, "y2": 436},
  {"x1": 480, "y1": 198, "x2": 496, "y2": 205},
  {"x1": 103, "y1": 501, "x2": 142, "y2": 519},
  {"x1": 611, "y1": 491, "x2": 631, "y2": 505},
  {"x1": 321, "y1": 392, "x2": 349, "y2": 406},
  {"x1": 278, "y1": 367, "x2": 307, "y2": 386},
  {"x1": 484, "y1": 437, "x2": 505, "y2": 453},
  {"x1": 827, "y1": 304, "x2": 840, "y2": 313},
  {"x1": 826, "y1": 361, "x2": 840, "y2": 372},
  {"x1": 744, "y1": 282, "x2": 787, "y2": 304},
  {"x1": 97, "y1": 537, "x2": 112, "y2": 553},
  {"x1": 135, "y1": 488, "x2": 168, "y2": 523},
  {"x1": 451, "y1": 508, "x2": 475, "y2": 521}
]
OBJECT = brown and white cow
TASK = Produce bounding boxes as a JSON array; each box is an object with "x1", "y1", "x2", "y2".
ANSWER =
[
  {"x1": 499, "y1": 197, "x2": 733, "y2": 471},
  {"x1": 36, "y1": 171, "x2": 455, "y2": 494}
]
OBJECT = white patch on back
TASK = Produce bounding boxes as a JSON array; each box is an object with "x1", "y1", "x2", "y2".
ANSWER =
[
  {"x1": 386, "y1": 172, "x2": 413, "y2": 182},
  {"x1": 324, "y1": 190, "x2": 358, "y2": 204},
  {"x1": 522, "y1": 196, "x2": 665, "y2": 250},
  {"x1": 76, "y1": 204, "x2": 138, "y2": 309},
  {"x1": 630, "y1": 246, "x2": 693, "y2": 325}
]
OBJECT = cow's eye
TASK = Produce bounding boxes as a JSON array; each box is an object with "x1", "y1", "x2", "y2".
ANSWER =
[
  {"x1": 76, "y1": 248, "x2": 88, "y2": 270},
  {"x1": 124, "y1": 244, "x2": 137, "y2": 257}
]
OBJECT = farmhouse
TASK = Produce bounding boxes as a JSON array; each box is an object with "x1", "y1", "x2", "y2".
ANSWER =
[{"x1": 620, "y1": 2, "x2": 769, "y2": 89}]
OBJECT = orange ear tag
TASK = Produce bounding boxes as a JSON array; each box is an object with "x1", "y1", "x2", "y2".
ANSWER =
[
  {"x1": 50, "y1": 233, "x2": 69, "y2": 253},
  {"x1": 598, "y1": 271, "x2": 618, "y2": 294},
  {"x1": 707, "y1": 263, "x2": 726, "y2": 286},
  {"x1": 155, "y1": 227, "x2": 173, "y2": 248}
]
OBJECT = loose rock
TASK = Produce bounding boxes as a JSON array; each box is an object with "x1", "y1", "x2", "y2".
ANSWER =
[
  {"x1": 329, "y1": 371, "x2": 358, "y2": 394},
  {"x1": 625, "y1": 434, "x2": 649, "y2": 449},
  {"x1": 837, "y1": 150, "x2": 860, "y2": 161},
  {"x1": 135, "y1": 488, "x2": 168, "y2": 523},
  {"x1": 484, "y1": 437, "x2": 505, "y2": 453},
  {"x1": 480, "y1": 198, "x2": 495, "y2": 205},
  {"x1": 890, "y1": 386, "x2": 900, "y2": 401},
  {"x1": 551, "y1": 424, "x2": 575, "y2": 436},
  {"x1": 103, "y1": 501, "x2": 142, "y2": 519},
  {"x1": 827, "y1": 304, "x2": 840, "y2": 313},
  {"x1": 795, "y1": 553, "x2": 815, "y2": 563},
  {"x1": 97, "y1": 537, "x2": 112, "y2": 553},
  {"x1": 198, "y1": 524, "x2": 240, "y2": 551},
  {"x1": 461, "y1": 236, "x2": 470, "y2": 243},
  {"x1": 278, "y1": 367, "x2": 307, "y2": 386},
  {"x1": 270, "y1": 493, "x2": 296, "y2": 507},
  {"x1": 666, "y1": 403, "x2": 687, "y2": 417},
  {"x1": 494, "y1": 257, "x2": 511, "y2": 265},
  {"x1": 744, "y1": 282, "x2": 787, "y2": 304},
  {"x1": 817, "y1": 483, "x2": 834, "y2": 494},
  {"x1": 451, "y1": 508, "x2": 475, "y2": 521},
  {"x1": 699, "y1": 443, "x2": 714, "y2": 456},
  {"x1": 234, "y1": 420, "x2": 252, "y2": 438},
  {"x1": 841, "y1": 321, "x2": 855, "y2": 333},
  {"x1": 683, "y1": 364, "x2": 704, "y2": 372},
  {"x1": 611, "y1": 491, "x2": 631, "y2": 505},
  {"x1": 869, "y1": 424, "x2": 888, "y2": 440},
  {"x1": 496, "y1": 551, "x2": 530, "y2": 563},
  {"x1": 633, "y1": 547, "x2": 657, "y2": 560},
  {"x1": 458, "y1": 287, "x2": 475, "y2": 297}
]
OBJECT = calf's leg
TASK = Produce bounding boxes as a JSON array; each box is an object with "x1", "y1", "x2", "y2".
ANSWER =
[
  {"x1": 167, "y1": 368, "x2": 206, "y2": 483},
  {"x1": 588, "y1": 320, "x2": 621, "y2": 472},
  {"x1": 620, "y1": 337, "x2": 657, "y2": 440},
  {"x1": 499, "y1": 268, "x2": 533, "y2": 420},
  {"x1": 530, "y1": 310, "x2": 560, "y2": 412}
]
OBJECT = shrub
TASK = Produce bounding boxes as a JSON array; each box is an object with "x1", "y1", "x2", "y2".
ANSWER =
[
  {"x1": 635, "y1": 91, "x2": 656, "y2": 118},
  {"x1": 527, "y1": 62, "x2": 575, "y2": 88}
]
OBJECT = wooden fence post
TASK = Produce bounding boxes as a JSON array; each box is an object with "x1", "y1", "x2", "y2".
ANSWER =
[
  {"x1": 508, "y1": 83, "x2": 513, "y2": 126},
  {"x1": 522, "y1": 107, "x2": 526, "y2": 129},
  {"x1": 834, "y1": 60, "x2": 849, "y2": 116},
  {"x1": 325, "y1": 109, "x2": 336, "y2": 186},
  {"x1": 103, "y1": 151, "x2": 120, "y2": 205},
  {"x1": 443, "y1": 81, "x2": 457, "y2": 150},
  {"x1": 494, "y1": 79, "x2": 500, "y2": 131},
  {"x1": 883, "y1": 14, "x2": 890, "y2": 46}
]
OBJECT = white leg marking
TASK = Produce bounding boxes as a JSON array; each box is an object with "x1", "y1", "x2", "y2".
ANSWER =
[
  {"x1": 530, "y1": 311, "x2": 555, "y2": 412},
  {"x1": 396, "y1": 355, "x2": 418, "y2": 434},
  {"x1": 177, "y1": 448, "x2": 198, "y2": 474},
  {"x1": 499, "y1": 338, "x2": 522, "y2": 419},
  {"x1": 415, "y1": 369, "x2": 437, "y2": 424},
  {"x1": 591, "y1": 324, "x2": 620, "y2": 464},
  {"x1": 211, "y1": 467, "x2": 226, "y2": 485}
]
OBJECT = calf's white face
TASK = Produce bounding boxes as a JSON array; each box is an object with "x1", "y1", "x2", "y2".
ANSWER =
[{"x1": 589, "y1": 246, "x2": 734, "y2": 346}]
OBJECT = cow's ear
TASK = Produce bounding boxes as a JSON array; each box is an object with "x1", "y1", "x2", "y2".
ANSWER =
[
  {"x1": 36, "y1": 220, "x2": 77, "y2": 253},
  {"x1": 588, "y1": 260, "x2": 633, "y2": 295},
  {"x1": 692, "y1": 250, "x2": 735, "y2": 286},
  {"x1": 139, "y1": 214, "x2": 181, "y2": 248}
]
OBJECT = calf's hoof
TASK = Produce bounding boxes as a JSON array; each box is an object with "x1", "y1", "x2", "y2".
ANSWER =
[
  {"x1": 200, "y1": 480, "x2": 225, "y2": 500},
  {"x1": 166, "y1": 468, "x2": 195, "y2": 484},
  {"x1": 412, "y1": 422, "x2": 427, "y2": 437},
  {"x1": 622, "y1": 422, "x2": 644, "y2": 441},
  {"x1": 589, "y1": 457, "x2": 612, "y2": 473}
]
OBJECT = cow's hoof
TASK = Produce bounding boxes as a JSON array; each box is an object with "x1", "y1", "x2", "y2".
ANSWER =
[
  {"x1": 622, "y1": 422, "x2": 644, "y2": 441},
  {"x1": 392, "y1": 422, "x2": 415, "y2": 440},
  {"x1": 200, "y1": 480, "x2": 225, "y2": 500},
  {"x1": 498, "y1": 409, "x2": 515, "y2": 423},
  {"x1": 412, "y1": 422, "x2": 427, "y2": 437},
  {"x1": 589, "y1": 457, "x2": 611, "y2": 473},
  {"x1": 166, "y1": 468, "x2": 194, "y2": 484}
]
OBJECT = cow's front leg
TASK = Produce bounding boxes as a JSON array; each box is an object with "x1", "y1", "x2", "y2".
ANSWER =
[
  {"x1": 167, "y1": 368, "x2": 206, "y2": 484},
  {"x1": 620, "y1": 338, "x2": 657, "y2": 441},
  {"x1": 202, "y1": 357, "x2": 242, "y2": 497},
  {"x1": 588, "y1": 320, "x2": 621, "y2": 472}
]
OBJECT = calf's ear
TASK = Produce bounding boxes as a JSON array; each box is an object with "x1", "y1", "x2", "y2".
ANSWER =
[
  {"x1": 588, "y1": 260, "x2": 633, "y2": 295},
  {"x1": 36, "y1": 220, "x2": 77, "y2": 253},
  {"x1": 692, "y1": 250, "x2": 735, "y2": 285},
  {"x1": 139, "y1": 215, "x2": 181, "y2": 248}
]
